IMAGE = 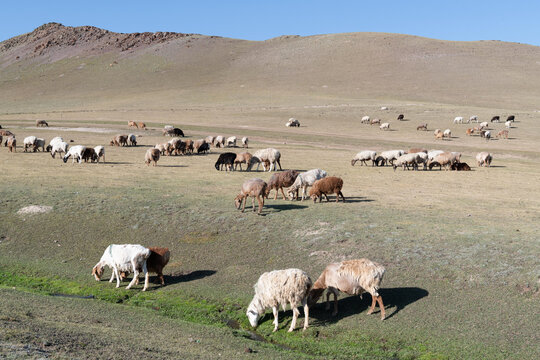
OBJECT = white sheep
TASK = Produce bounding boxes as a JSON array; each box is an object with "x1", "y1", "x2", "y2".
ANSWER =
[
  {"x1": 92, "y1": 244, "x2": 151, "y2": 291},
  {"x1": 476, "y1": 152, "x2": 492, "y2": 167},
  {"x1": 248, "y1": 148, "x2": 282, "y2": 172},
  {"x1": 484, "y1": 130, "x2": 491, "y2": 141},
  {"x1": 412, "y1": 152, "x2": 429, "y2": 170},
  {"x1": 50, "y1": 141, "x2": 69, "y2": 159},
  {"x1": 287, "y1": 168, "x2": 327, "y2": 200},
  {"x1": 379, "y1": 122, "x2": 390, "y2": 130},
  {"x1": 23, "y1": 136, "x2": 37, "y2": 152},
  {"x1": 94, "y1": 146, "x2": 105, "y2": 163},
  {"x1": 479, "y1": 121, "x2": 489, "y2": 129},
  {"x1": 469, "y1": 115, "x2": 478, "y2": 123},
  {"x1": 214, "y1": 135, "x2": 225, "y2": 148},
  {"x1": 380, "y1": 150, "x2": 405, "y2": 166},
  {"x1": 453, "y1": 116, "x2": 463, "y2": 124},
  {"x1": 351, "y1": 150, "x2": 377, "y2": 166},
  {"x1": 128, "y1": 134, "x2": 137, "y2": 146},
  {"x1": 393, "y1": 153, "x2": 419, "y2": 171},
  {"x1": 443, "y1": 129, "x2": 452, "y2": 138},
  {"x1": 226, "y1": 136, "x2": 237, "y2": 147},
  {"x1": 427, "y1": 150, "x2": 444, "y2": 161},
  {"x1": 505, "y1": 121, "x2": 512, "y2": 129},
  {"x1": 63, "y1": 145, "x2": 86, "y2": 164},
  {"x1": 361, "y1": 116, "x2": 370, "y2": 124},
  {"x1": 247, "y1": 268, "x2": 312, "y2": 332},
  {"x1": 286, "y1": 118, "x2": 300, "y2": 127},
  {"x1": 241, "y1": 136, "x2": 249, "y2": 148}
]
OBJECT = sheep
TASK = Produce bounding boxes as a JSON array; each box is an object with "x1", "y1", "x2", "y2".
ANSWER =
[
  {"x1": 247, "y1": 269, "x2": 312, "y2": 332},
  {"x1": 484, "y1": 130, "x2": 491, "y2": 141},
  {"x1": 138, "y1": 122, "x2": 147, "y2": 130},
  {"x1": 247, "y1": 148, "x2": 282, "y2": 172},
  {"x1": 145, "y1": 148, "x2": 161, "y2": 166},
  {"x1": 476, "y1": 152, "x2": 492, "y2": 167},
  {"x1": 307, "y1": 259, "x2": 386, "y2": 320},
  {"x1": 81, "y1": 147, "x2": 97, "y2": 162},
  {"x1": 427, "y1": 150, "x2": 444, "y2": 161},
  {"x1": 214, "y1": 136, "x2": 225, "y2": 148},
  {"x1": 466, "y1": 128, "x2": 474, "y2": 136},
  {"x1": 205, "y1": 136, "x2": 215, "y2": 145},
  {"x1": 164, "y1": 125, "x2": 173, "y2": 131},
  {"x1": 265, "y1": 170, "x2": 299, "y2": 200},
  {"x1": 234, "y1": 178, "x2": 268, "y2": 214},
  {"x1": 451, "y1": 162, "x2": 471, "y2": 171},
  {"x1": 351, "y1": 150, "x2": 377, "y2": 166},
  {"x1": 469, "y1": 115, "x2": 478, "y2": 123},
  {"x1": 241, "y1": 136, "x2": 249, "y2": 148},
  {"x1": 507, "y1": 115, "x2": 515, "y2": 122},
  {"x1": 413, "y1": 152, "x2": 429, "y2": 170},
  {"x1": 6, "y1": 136, "x2": 16, "y2": 152},
  {"x1": 370, "y1": 118, "x2": 381, "y2": 125},
  {"x1": 197, "y1": 142, "x2": 210, "y2": 154},
  {"x1": 110, "y1": 135, "x2": 128, "y2": 146},
  {"x1": 287, "y1": 169, "x2": 327, "y2": 201},
  {"x1": 92, "y1": 244, "x2": 151, "y2": 291},
  {"x1": 168, "y1": 138, "x2": 184, "y2": 155},
  {"x1": 443, "y1": 129, "x2": 452, "y2": 138},
  {"x1": 32, "y1": 138, "x2": 45, "y2": 152},
  {"x1": 380, "y1": 150, "x2": 405, "y2": 166},
  {"x1": 453, "y1": 116, "x2": 463, "y2": 124},
  {"x1": 505, "y1": 121, "x2": 512, "y2": 129},
  {"x1": 128, "y1": 121, "x2": 138, "y2": 128},
  {"x1": 428, "y1": 152, "x2": 455, "y2": 170},
  {"x1": 393, "y1": 153, "x2": 419, "y2": 171},
  {"x1": 379, "y1": 122, "x2": 390, "y2": 130},
  {"x1": 226, "y1": 136, "x2": 237, "y2": 147},
  {"x1": 119, "y1": 247, "x2": 170, "y2": 286},
  {"x1": 36, "y1": 119, "x2": 49, "y2": 127},
  {"x1": 183, "y1": 139, "x2": 194, "y2": 154},
  {"x1": 480, "y1": 130, "x2": 487, "y2": 138},
  {"x1": 450, "y1": 152, "x2": 462, "y2": 163},
  {"x1": 435, "y1": 131, "x2": 444, "y2": 140},
  {"x1": 63, "y1": 145, "x2": 86, "y2": 164},
  {"x1": 309, "y1": 176, "x2": 345, "y2": 203},
  {"x1": 373, "y1": 155, "x2": 386, "y2": 166},
  {"x1": 233, "y1": 152, "x2": 252, "y2": 171},
  {"x1": 155, "y1": 143, "x2": 171, "y2": 155},
  {"x1": 215, "y1": 152, "x2": 237, "y2": 171},
  {"x1": 416, "y1": 123, "x2": 428, "y2": 131},
  {"x1": 397, "y1": 114, "x2": 404, "y2": 121},
  {"x1": 286, "y1": 118, "x2": 300, "y2": 127},
  {"x1": 50, "y1": 141, "x2": 69, "y2": 158},
  {"x1": 163, "y1": 128, "x2": 184, "y2": 137},
  {"x1": 490, "y1": 116, "x2": 500, "y2": 123},
  {"x1": 407, "y1": 148, "x2": 427, "y2": 154},
  {"x1": 361, "y1": 116, "x2": 370, "y2": 124},
  {"x1": 434, "y1": 128, "x2": 442, "y2": 136},
  {"x1": 128, "y1": 134, "x2": 137, "y2": 146},
  {"x1": 479, "y1": 121, "x2": 489, "y2": 129},
  {"x1": 94, "y1": 146, "x2": 105, "y2": 163},
  {"x1": 380, "y1": 106, "x2": 388, "y2": 110},
  {"x1": 0, "y1": 130, "x2": 14, "y2": 137},
  {"x1": 23, "y1": 136, "x2": 37, "y2": 152},
  {"x1": 497, "y1": 130, "x2": 509, "y2": 139},
  {"x1": 193, "y1": 139, "x2": 207, "y2": 154}
]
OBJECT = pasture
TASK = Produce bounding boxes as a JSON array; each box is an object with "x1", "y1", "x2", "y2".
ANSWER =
[{"x1": 1, "y1": 102, "x2": 539, "y2": 359}]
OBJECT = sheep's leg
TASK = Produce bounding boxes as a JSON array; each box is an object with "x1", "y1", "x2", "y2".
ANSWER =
[
  {"x1": 277, "y1": 159, "x2": 282, "y2": 171},
  {"x1": 301, "y1": 186, "x2": 307, "y2": 201},
  {"x1": 331, "y1": 289, "x2": 339, "y2": 316},
  {"x1": 367, "y1": 294, "x2": 377, "y2": 315},
  {"x1": 158, "y1": 271, "x2": 165, "y2": 285},
  {"x1": 241, "y1": 196, "x2": 246, "y2": 213},
  {"x1": 303, "y1": 303, "x2": 309, "y2": 330},
  {"x1": 142, "y1": 262, "x2": 149, "y2": 291},
  {"x1": 376, "y1": 296, "x2": 386, "y2": 320},
  {"x1": 288, "y1": 306, "x2": 299, "y2": 332},
  {"x1": 280, "y1": 187, "x2": 287, "y2": 200},
  {"x1": 257, "y1": 195, "x2": 264, "y2": 214},
  {"x1": 325, "y1": 291, "x2": 332, "y2": 311},
  {"x1": 323, "y1": 193, "x2": 330, "y2": 202},
  {"x1": 272, "y1": 306, "x2": 279, "y2": 332},
  {"x1": 126, "y1": 260, "x2": 139, "y2": 290},
  {"x1": 114, "y1": 268, "x2": 121, "y2": 288},
  {"x1": 339, "y1": 191, "x2": 346, "y2": 202},
  {"x1": 109, "y1": 268, "x2": 116, "y2": 283},
  {"x1": 251, "y1": 196, "x2": 256, "y2": 212}
]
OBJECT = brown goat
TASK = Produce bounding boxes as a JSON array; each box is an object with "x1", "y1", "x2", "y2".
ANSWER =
[
  {"x1": 234, "y1": 178, "x2": 267, "y2": 214},
  {"x1": 266, "y1": 170, "x2": 299, "y2": 200},
  {"x1": 234, "y1": 152, "x2": 252, "y2": 171},
  {"x1": 145, "y1": 148, "x2": 160, "y2": 166},
  {"x1": 120, "y1": 247, "x2": 171, "y2": 286},
  {"x1": 435, "y1": 131, "x2": 444, "y2": 140},
  {"x1": 309, "y1": 176, "x2": 345, "y2": 203},
  {"x1": 128, "y1": 121, "x2": 138, "y2": 128},
  {"x1": 416, "y1": 123, "x2": 427, "y2": 131}
]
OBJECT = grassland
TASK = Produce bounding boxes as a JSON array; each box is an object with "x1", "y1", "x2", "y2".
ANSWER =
[{"x1": 1, "y1": 100, "x2": 539, "y2": 359}]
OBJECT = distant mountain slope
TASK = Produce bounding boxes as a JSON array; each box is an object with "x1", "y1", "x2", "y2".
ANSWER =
[{"x1": 1, "y1": 23, "x2": 540, "y2": 112}]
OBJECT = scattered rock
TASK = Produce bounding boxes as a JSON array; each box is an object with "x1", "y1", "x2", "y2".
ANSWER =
[{"x1": 17, "y1": 205, "x2": 53, "y2": 215}]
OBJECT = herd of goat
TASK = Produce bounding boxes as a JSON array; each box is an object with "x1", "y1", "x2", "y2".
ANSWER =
[{"x1": 1, "y1": 112, "x2": 505, "y2": 332}]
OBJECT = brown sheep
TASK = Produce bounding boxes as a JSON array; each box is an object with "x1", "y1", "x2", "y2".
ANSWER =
[
  {"x1": 138, "y1": 122, "x2": 147, "y2": 130},
  {"x1": 416, "y1": 123, "x2": 428, "y2": 131},
  {"x1": 234, "y1": 152, "x2": 252, "y2": 171},
  {"x1": 429, "y1": 152, "x2": 455, "y2": 170},
  {"x1": 435, "y1": 131, "x2": 444, "y2": 140},
  {"x1": 183, "y1": 139, "x2": 194, "y2": 154},
  {"x1": 466, "y1": 128, "x2": 474, "y2": 136},
  {"x1": 110, "y1": 135, "x2": 128, "y2": 146},
  {"x1": 128, "y1": 121, "x2": 138, "y2": 128},
  {"x1": 497, "y1": 130, "x2": 509, "y2": 139},
  {"x1": 155, "y1": 143, "x2": 170, "y2": 155},
  {"x1": 120, "y1": 247, "x2": 170, "y2": 286},
  {"x1": 370, "y1": 118, "x2": 381, "y2": 125},
  {"x1": 6, "y1": 137, "x2": 16, "y2": 152},
  {"x1": 309, "y1": 176, "x2": 345, "y2": 203},
  {"x1": 265, "y1": 170, "x2": 299, "y2": 200},
  {"x1": 81, "y1": 147, "x2": 97, "y2": 162},
  {"x1": 36, "y1": 119, "x2": 48, "y2": 127},
  {"x1": 145, "y1": 148, "x2": 160, "y2": 166},
  {"x1": 234, "y1": 178, "x2": 267, "y2": 215}
]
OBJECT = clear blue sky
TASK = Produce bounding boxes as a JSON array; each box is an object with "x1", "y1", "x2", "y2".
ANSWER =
[{"x1": 1, "y1": 0, "x2": 539, "y2": 46}]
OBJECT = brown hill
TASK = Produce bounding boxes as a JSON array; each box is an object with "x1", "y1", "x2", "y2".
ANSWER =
[{"x1": 1, "y1": 23, "x2": 540, "y2": 112}]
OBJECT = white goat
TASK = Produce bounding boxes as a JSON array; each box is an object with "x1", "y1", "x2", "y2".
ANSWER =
[{"x1": 287, "y1": 169, "x2": 327, "y2": 200}]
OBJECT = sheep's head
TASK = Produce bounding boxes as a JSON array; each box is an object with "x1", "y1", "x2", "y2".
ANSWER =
[
  {"x1": 62, "y1": 154, "x2": 69, "y2": 163},
  {"x1": 286, "y1": 188, "x2": 296, "y2": 200},
  {"x1": 234, "y1": 194, "x2": 244, "y2": 209},
  {"x1": 246, "y1": 301, "x2": 261, "y2": 328},
  {"x1": 92, "y1": 264, "x2": 104, "y2": 281},
  {"x1": 310, "y1": 194, "x2": 318, "y2": 203},
  {"x1": 46, "y1": 145, "x2": 52, "y2": 152},
  {"x1": 109, "y1": 140, "x2": 115, "y2": 146}
]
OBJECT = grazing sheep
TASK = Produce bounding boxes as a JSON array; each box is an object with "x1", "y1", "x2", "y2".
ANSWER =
[
  {"x1": 205, "y1": 135, "x2": 215, "y2": 145},
  {"x1": 309, "y1": 176, "x2": 345, "y2": 203},
  {"x1": 380, "y1": 150, "x2": 405, "y2": 166},
  {"x1": 110, "y1": 135, "x2": 128, "y2": 147},
  {"x1": 397, "y1": 114, "x2": 404, "y2": 121},
  {"x1": 226, "y1": 136, "x2": 237, "y2": 147},
  {"x1": 434, "y1": 128, "x2": 442, "y2": 136},
  {"x1": 480, "y1": 130, "x2": 487, "y2": 138},
  {"x1": 491, "y1": 116, "x2": 500, "y2": 123},
  {"x1": 63, "y1": 145, "x2": 86, "y2": 164},
  {"x1": 484, "y1": 131, "x2": 491, "y2": 141},
  {"x1": 193, "y1": 139, "x2": 207, "y2": 154},
  {"x1": 476, "y1": 152, "x2": 492, "y2": 167},
  {"x1": 36, "y1": 119, "x2": 49, "y2": 127},
  {"x1": 428, "y1": 152, "x2": 455, "y2": 170},
  {"x1": 241, "y1": 136, "x2": 249, "y2": 148},
  {"x1": 286, "y1": 118, "x2": 300, "y2": 127},
  {"x1": 0, "y1": 130, "x2": 13, "y2": 137},
  {"x1": 234, "y1": 178, "x2": 268, "y2": 214},
  {"x1": 265, "y1": 170, "x2": 299, "y2": 200},
  {"x1": 308, "y1": 259, "x2": 386, "y2": 320},
  {"x1": 287, "y1": 169, "x2": 327, "y2": 201},
  {"x1": 413, "y1": 152, "x2": 429, "y2": 170},
  {"x1": 453, "y1": 116, "x2": 463, "y2": 124},
  {"x1": 416, "y1": 123, "x2": 428, "y2": 131},
  {"x1": 450, "y1": 152, "x2": 462, "y2": 163},
  {"x1": 128, "y1": 134, "x2": 137, "y2": 146},
  {"x1": 81, "y1": 147, "x2": 97, "y2": 162},
  {"x1": 183, "y1": 139, "x2": 194, "y2": 154},
  {"x1": 214, "y1": 136, "x2": 225, "y2": 148},
  {"x1": 497, "y1": 130, "x2": 509, "y2": 139},
  {"x1": 507, "y1": 115, "x2": 515, "y2": 122},
  {"x1": 373, "y1": 155, "x2": 386, "y2": 166},
  {"x1": 145, "y1": 148, "x2": 161, "y2": 166},
  {"x1": 361, "y1": 116, "x2": 370, "y2": 124},
  {"x1": 435, "y1": 131, "x2": 444, "y2": 140},
  {"x1": 248, "y1": 148, "x2": 282, "y2": 172},
  {"x1": 168, "y1": 138, "x2": 184, "y2": 155},
  {"x1": 138, "y1": 122, "x2": 147, "y2": 130},
  {"x1": 370, "y1": 118, "x2": 381, "y2": 125},
  {"x1": 92, "y1": 244, "x2": 151, "y2": 291},
  {"x1": 379, "y1": 122, "x2": 390, "y2": 130},
  {"x1": 197, "y1": 142, "x2": 210, "y2": 154},
  {"x1": 469, "y1": 115, "x2": 478, "y2": 123},
  {"x1": 215, "y1": 152, "x2": 237, "y2": 171},
  {"x1": 23, "y1": 136, "x2": 37, "y2": 152},
  {"x1": 233, "y1": 152, "x2": 252, "y2": 171},
  {"x1": 33, "y1": 138, "x2": 45, "y2": 152},
  {"x1": 120, "y1": 247, "x2": 170, "y2": 286},
  {"x1": 155, "y1": 143, "x2": 171, "y2": 155},
  {"x1": 451, "y1": 162, "x2": 471, "y2": 171},
  {"x1": 466, "y1": 128, "x2": 474, "y2": 136},
  {"x1": 247, "y1": 269, "x2": 312, "y2": 332},
  {"x1": 163, "y1": 128, "x2": 184, "y2": 137},
  {"x1": 128, "y1": 121, "x2": 138, "y2": 128},
  {"x1": 443, "y1": 129, "x2": 452, "y2": 138},
  {"x1": 505, "y1": 121, "x2": 512, "y2": 129},
  {"x1": 427, "y1": 150, "x2": 444, "y2": 161},
  {"x1": 50, "y1": 141, "x2": 69, "y2": 158},
  {"x1": 6, "y1": 136, "x2": 16, "y2": 152},
  {"x1": 351, "y1": 150, "x2": 377, "y2": 166},
  {"x1": 393, "y1": 153, "x2": 419, "y2": 171},
  {"x1": 94, "y1": 146, "x2": 105, "y2": 163},
  {"x1": 479, "y1": 121, "x2": 489, "y2": 129}
]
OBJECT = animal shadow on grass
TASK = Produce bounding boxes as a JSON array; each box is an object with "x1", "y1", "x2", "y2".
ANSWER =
[
  {"x1": 487, "y1": 165, "x2": 505, "y2": 168},
  {"x1": 163, "y1": 270, "x2": 217, "y2": 286},
  {"x1": 264, "y1": 203, "x2": 308, "y2": 213},
  {"x1": 310, "y1": 287, "x2": 429, "y2": 324},
  {"x1": 159, "y1": 164, "x2": 187, "y2": 168},
  {"x1": 99, "y1": 161, "x2": 131, "y2": 165}
]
